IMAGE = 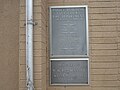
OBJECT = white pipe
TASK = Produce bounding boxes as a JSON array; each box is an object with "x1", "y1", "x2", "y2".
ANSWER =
[{"x1": 26, "y1": 0, "x2": 34, "y2": 90}]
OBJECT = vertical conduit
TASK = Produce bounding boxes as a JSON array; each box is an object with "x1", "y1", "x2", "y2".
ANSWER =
[{"x1": 26, "y1": 0, "x2": 34, "y2": 90}]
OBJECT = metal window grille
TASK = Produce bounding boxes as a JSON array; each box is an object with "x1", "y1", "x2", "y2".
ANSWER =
[
  {"x1": 50, "y1": 59, "x2": 89, "y2": 85},
  {"x1": 49, "y1": 5, "x2": 89, "y2": 85},
  {"x1": 50, "y1": 6, "x2": 89, "y2": 58}
]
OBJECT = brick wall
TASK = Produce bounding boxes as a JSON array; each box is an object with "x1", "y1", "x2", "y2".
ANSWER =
[
  {"x1": 19, "y1": 0, "x2": 47, "y2": 90},
  {"x1": 19, "y1": 0, "x2": 120, "y2": 90},
  {"x1": 47, "y1": 0, "x2": 120, "y2": 90}
]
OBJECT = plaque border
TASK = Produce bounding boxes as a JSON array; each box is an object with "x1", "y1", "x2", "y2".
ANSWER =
[{"x1": 49, "y1": 5, "x2": 89, "y2": 58}]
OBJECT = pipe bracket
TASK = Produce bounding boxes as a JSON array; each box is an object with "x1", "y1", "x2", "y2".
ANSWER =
[{"x1": 24, "y1": 20, "x2": 37, "y2": 26}]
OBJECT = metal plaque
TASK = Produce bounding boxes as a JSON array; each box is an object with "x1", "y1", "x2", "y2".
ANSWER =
[
  {"x1": 50, "y1": 60, "x2": 89, "y2": 85},
  {"x1": 50, "y1": 6, "x2": 88, "y2": 57}
]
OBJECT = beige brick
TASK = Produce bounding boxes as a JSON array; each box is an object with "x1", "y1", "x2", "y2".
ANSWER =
[
  {"x1": 89, "y1": 8, "x2": 117, "y2": 14},
  {"x1": 19, "y1": 72, "x2": 26, "y2": 80},
  {"x1": 34, "y1": 73, "x2": 42, "y2": 80},
  {"x1": 34, "y1": 27, "x2": 47, "y2": 36},
  {"x1": 19, "y1": 56, "x2": 26, "y2": 64},
  {"x1": 92, "y1": 87, "x2": 119, "y2": 90},
  {"x1": 88, "y1": 0, "x2": 116, "y2": 1},
  {"x1": 52, "y1": 87, "x2": 65, "y2": 90},
  {"x1": 19, "y1": 50, "x2": 26, "y2": 56},
  {"x1": 62, "y1": 2, "x2": 88, "y2": 5},
  {"x1": 48, "y1": 0, "x2": 64, "y2": 3},
  {"x1": 41, "y1": 64, "x2": 47, "y2": 75},
  {"x1": 117, "y1": 37, "x2": 120, "y2": 43},
  {"x1": 116, "y1": 0, "x2": 120, "y2": 2},
  {"x1": 91, "y1": 69, "x2": 118, "y2": 75},
  {"x1": 19, "y1": 35, "x2": 26, "y2": 42},
  {"x1": 34, "y1": 20, "x2": 43, "y2": 27},
  {"x1": 91, "y1": 44, "x2": 117, "y2": 50},
  {"x1": 33, "y1": 42, "x2": 46, "y2": 50},
  {"x1": 20, "y1": 7, "x2": 26, "y2": 14},
  {"x1": 19, "y1": 80, "x2": 26, "y2": 88},
  {"x1": 89, "y1": 2, "x2": 117, "y2": 8},
  {"x1": 91, "y1": 50, "x2": 117, "y2": 55},
  {"x1": 64, "y1": 0, "x2": 88, "y2": 3},
  {"x1": 91, "y1": 75, "x2": 118, "y2": 81},
  {"x1": 41, "y1": 3, "x2": 47, "y2": 13},
  {"x1": 118, "y1": 73, "x2": 120, "y2": 80},
  {"x1": 19, "y1": 65, "x2": 26, "y2": 72},
  {"x1": 118, "y1": 50, "x2": 120, "y2": 55},
  {"x1": 117, "y1": 21, "x2": 120, "y2": 26},
  {"x1": 41, "y1": 77, "x2": 46, "y2": 90},
  {"x1": 118, "y1": 67, "x2": 120, "y2": 73},
  {"x1": 89, "y1": 26, "x2": 117, "y2": 32},
  {"x1": 118, "y1": 26, "x2": 120, "y2": 32},
  {"x1": 19, "y1": 88, "x2": 27, "y2": 90},
  {"x1": 48, "y1": 3, "x2": 65, "y2": 6},
  {"x1": 90, "y1": 32, "x2": 117, "y2": 38},
  {"x1": 34, "y1": 0, "x2": 42, "y2": 6},
  {"x1": 118, "y1": 43, "x2": 120, "y2": 49},
  {"x1": 116, "y1": 2, "x2": 120, "y2": 7},
  {"x1": 117, "y1": 14, "x2": 120, "y2": 20},
  {"x1": 90, "y1": 20, "x2": 117, "y2": 26},
  {"x1": 34, "y1": 50, "x2": 46, "y2": 57},
  {"x1": 90, "y1": 56, "x2": 118, "y2": 62},
  {"x1": 47, "y1": 87, "x2": 56, "y2": 90},
  {"x1": 20, "y1": 0, "x2": 25, "y2": 6},
  {"x1": 34, "y1": 35, "x2": 44, "y2": 42},
  {"x1": 34, "y1": 6, "x2": 42, "y2": 13},
  {"x1": 91, "y1": 81, "x2": 119, "y2": 86},
  {"x1": 89, "y1": 14, "x2": 116, "y2": 20},
  {"x1": 19, "y1": 27, "x2": 25, "y2": 35},
  {"x1": 34, "y1": 89, "x2": 42, "y2": 90},
  {"x1": 91, "y1": 62, "x2": 118, "y2": 69},
  {"x1": 42, "y1": 0, "x2": 47, "y2": 7},
  {"x1": 34, "y1": 13, "x2": 43, "y2": 20},
  {"x1": 90, "y1": 38, "x2": 117, "y2": 44},
  {"x1": 19, "y1": 42, "x2": 25, "y2": 50},
  {"x1": 20, "y1": 20, "x2": 25, "y2": 28},
  {"x1": 118, "y1": 32, "x2": 120, "y2": 37},
  {"x1": 41, "y1": 12, "x2": 47, "y2": 21},
  {"x1": 65, "y1": 87, "x2": 91, "y2": 90},
  {"x1": 34, "y1": 56, "x2": 46, "y2": 65},
  {"x1": 33, "y1": 88, "x2": 40, "y2": 90}
]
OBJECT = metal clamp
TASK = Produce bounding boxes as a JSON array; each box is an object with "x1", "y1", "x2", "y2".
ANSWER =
[{"x1": 24, "y1": 20, "x2": 38, "y2": 26}]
